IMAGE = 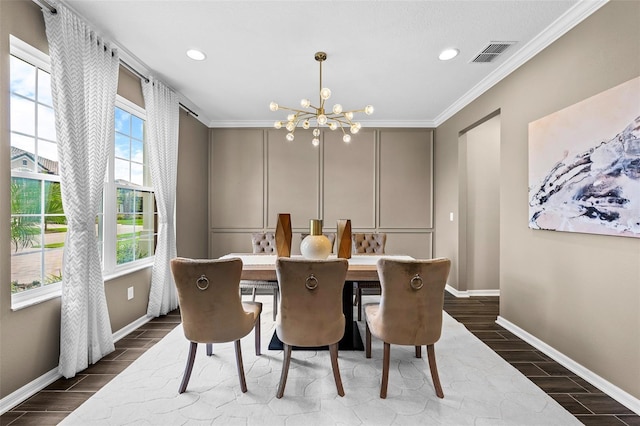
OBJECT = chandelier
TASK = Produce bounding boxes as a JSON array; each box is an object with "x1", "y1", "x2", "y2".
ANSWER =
[{"x1": 269, "y1": 51, "x2": 374, "y2": 146}]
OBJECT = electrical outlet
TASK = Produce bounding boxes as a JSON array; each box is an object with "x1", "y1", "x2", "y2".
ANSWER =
[{"x1": 127, "y1": 286, "x2": 134, "y2": 300}]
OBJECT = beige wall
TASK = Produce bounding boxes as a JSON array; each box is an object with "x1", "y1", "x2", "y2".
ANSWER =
[
  {"x1": 209, "y1": 128, "x2": 434, "y2": 259},
  {"x1": 434, "y1": 0, "x2": 640, "y2": 398},
  {"x1": 0, "y1": 0, "x2": 209, "y2": 398}
]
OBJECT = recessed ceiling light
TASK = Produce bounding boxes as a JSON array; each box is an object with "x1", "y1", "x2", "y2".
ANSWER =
[
  {"x1": 439, "y1": 48, "x2": 459, "y2": 61},
  {"x1": 186, "y1": 49, "x2": 206, "y2": 61}
]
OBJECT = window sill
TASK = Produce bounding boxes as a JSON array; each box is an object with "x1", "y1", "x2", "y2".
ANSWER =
[
  {"x1": 11, "y1": 259, "x2": 154, "y2": 311},
  {"x1": 11, "y1": 285, "x2": 61, "y2": 311}
]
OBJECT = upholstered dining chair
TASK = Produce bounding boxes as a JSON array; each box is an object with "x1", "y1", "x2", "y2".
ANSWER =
[
  {"x1": 274, "y1": 257, "x2": 349, "y2": 398},
  {"x1": 352, "y1": 232, "x2": 387, "y2": 321},
  {"x1": 170, "y1": 257, "x2": 262, "y2": 394},
  {"x1": 364, "y1": 257, "x2": 451, "y2": 399},
  {"x1": 240, "y1": 232, "x2": 279, "y2": 320}
]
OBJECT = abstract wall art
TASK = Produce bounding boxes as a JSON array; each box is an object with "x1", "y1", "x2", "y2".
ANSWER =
[{"x1": 528, "y1": 77, "x2": 640, "y2": 238}]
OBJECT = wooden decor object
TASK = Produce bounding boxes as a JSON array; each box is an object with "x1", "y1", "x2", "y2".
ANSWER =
[
  {"x1": 275, "y1": 213, "x2": 292, "y2": 257},
  {"x1": 336, "y1": 219, "x2": 352, "y2": 259}
]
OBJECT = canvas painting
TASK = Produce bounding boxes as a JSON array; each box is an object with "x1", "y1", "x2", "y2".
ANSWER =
[{"x1": 528, "y1": 76, "x2": 640, "y2": 238}]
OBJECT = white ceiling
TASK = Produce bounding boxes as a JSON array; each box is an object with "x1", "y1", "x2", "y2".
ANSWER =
[{"x1": 62, "y1": 0, "x2": 606, "y2": 128}]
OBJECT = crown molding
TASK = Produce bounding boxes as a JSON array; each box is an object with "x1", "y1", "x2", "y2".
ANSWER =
[
  {"x1": 433, "y1": 0, "x2": 609, "y2": 126},
  {"x1": 207, "y1": 119, "x2": 437, "y2": 129}
]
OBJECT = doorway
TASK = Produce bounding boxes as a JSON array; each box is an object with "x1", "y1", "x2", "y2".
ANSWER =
[{"x1": 458, "y1": 114, "x2": 501, "y2": 294}]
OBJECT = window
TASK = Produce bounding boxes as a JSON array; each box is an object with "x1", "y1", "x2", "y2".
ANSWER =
[
  {"x1": 9, "y1": 37, "x2": 157, "y2": 307},
  {"x1": 103, "y1": 104, "x2": 157, "y2": 269},
  {"x1": 9, "y1": 39, "x2": 64, "y2": 299}
]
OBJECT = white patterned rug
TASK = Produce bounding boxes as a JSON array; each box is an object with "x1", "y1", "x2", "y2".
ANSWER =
[{"x1": 61, "y1": 296, "x2": 579, "y2": 425}]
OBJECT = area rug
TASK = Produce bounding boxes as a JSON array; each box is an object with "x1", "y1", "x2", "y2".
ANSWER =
[{"x1": 61, "y1": 297, "x2": 579, "y2": 425}]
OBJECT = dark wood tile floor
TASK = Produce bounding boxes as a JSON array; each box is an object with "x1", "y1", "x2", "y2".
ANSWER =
[{"x1": 2, "y1": 294, "x2": 638, "y2": 425}]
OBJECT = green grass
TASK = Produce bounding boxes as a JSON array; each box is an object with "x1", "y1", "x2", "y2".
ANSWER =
[{"x1": 44, "y1": 242, "x2": 65, "y2": 249}]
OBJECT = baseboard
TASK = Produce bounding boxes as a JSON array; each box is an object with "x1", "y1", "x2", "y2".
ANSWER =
[
  {"x1": 112, "y1": 315, "x2": 152, "y2": 343},
  {"x1": 496, "y1": 315, "x2": 640, "y2": 415},
  {"x1": 445, "y1": 284, "x2": 500, "y2": 298},
  {"x1": 0, "y1": 368, "x2": 61, "y2": 415},
  {"x1": 1, "y1": 314, "x2": 153, "y2": 415}
]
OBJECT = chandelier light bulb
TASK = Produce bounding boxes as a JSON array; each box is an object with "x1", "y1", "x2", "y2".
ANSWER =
[
  {"x1": 365, "y1": 105, "x2": 374, "y2": 115},
  {"x1": 269, "y1": 102, "x2": 279, "y2": 111},
  {"x1": 345, "y1": 112, "x2": 353, "y2": 120},
  {"x1": 274, "y1": 121, "x2": 283, "y2": 129},
  {"x1": 287, "y1": 113, "x2": 296, "y2": 121},
  {"x1": 313, "y1": 128, "x2": 320, "y2": 137},
  {"x1": 320, "y1": 88, "x2": 331, "y2": 100},
  {"x1": 303, "y1": 120, "x2": 310, "y2": 129},
  {"x1": 286, "y1": 133, "x2": 295, "y2": 142},
  {"x1": 301, "y1": 99, "x2": 311, "y2": 108},
  {"x1": 286, "y1": 121, "x2": 295, "y2": 132},
  {"x1": 350, "y1": 124, "x2": 360, "y2": 134},
  {"x1": 343, "y1": 134, "x2": 351, "y2": 143},
  {"x1": 317, "y1": 114, "x2": 328, "y2": 125},
  {"x1": 332, "y1": 104, "x2": 343, "y2": 114},
  {"x1": 329, "y1": 122, "x2": 338, "y2": 130},
  {"x1": 312, "y1": 138, "x2": 320, "y2": 146}
]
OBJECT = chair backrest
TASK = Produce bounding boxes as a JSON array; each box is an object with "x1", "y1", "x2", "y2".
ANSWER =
[
  {"x1": 252, "y1": 232, "x2": 276, "y2": 253},
  {"x1": 352, "y1": 233, "x2": 386, "y2": 254},
  {"x1": 275, "y1": 258, "x2": 348, "y2": 347},
  {"x1": 300, "y1": 233, "x2": 336, "y2": 253},
  {"x1": 375, "y1": 258, "x2": 451, "y2": 345},
  {"x1": 170, "y1": 257, "x2": 257, "y2": 343}
]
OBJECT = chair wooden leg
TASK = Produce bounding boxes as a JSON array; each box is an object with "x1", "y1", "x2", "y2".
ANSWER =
[
  {"x1": 380, "y1": 342, "x2": 390, "y2": 399},
  {"x1": 415, "y1": 345, "x2": 422, "y2": 358},
  {"x1": 329, "y1": 343, "x2": 345, "y2": 397},
  {"x1": 357, "y1": 287, "x2": 363, "y2": 321},
  {"x1": 234, "y1": 340, "x2": 247, "y2": 393},
  {"x1": 365, "y1": 322, "x2": 372, "y2": 358},
  {"x1": 273, "y1": 287, "x2": 278, "y2": 321},
  {"x1": 206, "y1": 343, "x2": 213, "y2": 356},
  {"x1": 276, "y1": 344, "x2": 292, "y2": 398},
  {"x1": 427, "y1": 344, "x2": 444, "y2": 398},
  {"x1": 179, "y1": 342, "x2": 198, "y2": 394},
  {"x1": 254, "y1": 313, "x2": 261, "y2": 356}
]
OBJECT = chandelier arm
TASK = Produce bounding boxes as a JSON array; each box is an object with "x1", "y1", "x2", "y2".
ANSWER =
[
  {"x1": 277, "y1": 105, "x2": 311, "y2": 115},
  {"x1": 327, "y1": 115, "x2": 354, "y2": 126}
]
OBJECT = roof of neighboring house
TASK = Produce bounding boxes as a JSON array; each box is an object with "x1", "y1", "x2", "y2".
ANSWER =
[{"x1": 10, "y1": 146, "x2": 59, "y2": 175}]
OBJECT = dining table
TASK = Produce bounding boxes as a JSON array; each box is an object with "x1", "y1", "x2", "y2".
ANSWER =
[{"x1": 221, "y1": 253, "x2": 413, "y2": 351}]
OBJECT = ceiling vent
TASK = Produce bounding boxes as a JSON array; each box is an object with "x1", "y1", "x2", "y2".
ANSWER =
[{"x1": 471, "y1": 41, "x2": 515, "y2": 63}]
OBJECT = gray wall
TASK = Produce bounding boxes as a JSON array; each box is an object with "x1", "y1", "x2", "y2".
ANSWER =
[
  {"x1": 434, "y1": 0, "x2": 640, "y2": 398},
  {"x1": 208, "y1": 128, "x2": 434, "y2": 258},
  {"x1": 0, "y1": 0, "x2": 209, "y2": 398}
]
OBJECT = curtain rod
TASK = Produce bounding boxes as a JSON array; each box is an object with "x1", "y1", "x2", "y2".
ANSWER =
[{"x1": 33, "y1": 0, "x2": 199, "y2": 118}]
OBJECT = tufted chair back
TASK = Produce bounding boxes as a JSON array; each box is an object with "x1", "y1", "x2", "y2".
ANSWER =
[
  {"x1": 352, "y1": 233, "x2": 386, "y2": 254},
  {"x1": 252, "y1": 232, "x2": 276, "y2": 253}
]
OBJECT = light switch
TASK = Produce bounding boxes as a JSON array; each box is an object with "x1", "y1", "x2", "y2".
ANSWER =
[
  {"x1": 127, "y1": 286, "x2": 134, "y2": 300},
  {"x1": 449, "y1": 212, "x2": 454, "y2": 222}
]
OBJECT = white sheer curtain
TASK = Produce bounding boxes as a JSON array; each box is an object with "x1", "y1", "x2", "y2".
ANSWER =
[
  {"x1": 43, "y1": 4, "x2": 119, "y2": 378},
  {"x1": 143, "y1": 77, "x2": 180, "y2": 317}
]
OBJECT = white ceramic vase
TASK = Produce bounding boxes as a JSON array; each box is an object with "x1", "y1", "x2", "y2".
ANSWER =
[
  {"x1": 300, "y1": 219, "x2": 331, "y2": 260},
  {"x1": 300, "y1": 234, "x2": 332, "y2": 260}
]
